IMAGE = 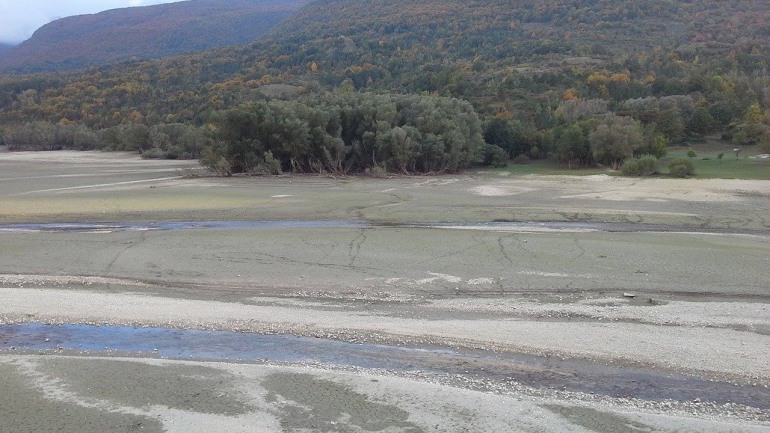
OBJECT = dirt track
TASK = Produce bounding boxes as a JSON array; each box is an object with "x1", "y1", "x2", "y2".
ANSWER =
[{"x1": 0, "y1": 152, "x2": 768, "y2": 432}]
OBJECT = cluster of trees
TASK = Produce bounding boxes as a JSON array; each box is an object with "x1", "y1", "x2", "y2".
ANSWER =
[
  {"x1": 202, "y1": 92, "x2": 485, "y2": 175},
  {"x1": 1, "y1": 91, "x2": 488, "y2": 174},
  {"x1": 482, "y1": 111, "x2": 669, "y2": 170}
]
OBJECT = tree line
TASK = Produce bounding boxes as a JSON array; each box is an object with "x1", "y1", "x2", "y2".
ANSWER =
[{"x1": 1, "y1": 92, "x2": 487, "y2": 175}]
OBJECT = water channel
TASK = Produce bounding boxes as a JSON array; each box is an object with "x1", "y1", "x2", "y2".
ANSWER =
[{"x1": 1, "y1": 323, "x2": 767, "y2": 410}]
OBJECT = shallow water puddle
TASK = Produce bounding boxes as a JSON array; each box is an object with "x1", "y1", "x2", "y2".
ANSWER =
[
  {"x1": 0, "y1": 220, "x2": 368, "y2": 233},
  {"x1": 0, "y1": 220, "x2": 765, "y2": 235},
  {"x1": 1, "y1": 323, "x2": 767, "y2": 410}
]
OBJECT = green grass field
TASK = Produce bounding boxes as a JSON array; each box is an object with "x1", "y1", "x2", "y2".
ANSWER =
[
  {"x1": 661, "y1": 143, "x2": 770, "y2": 180},
  {"x1": 494, "y1": 141, "x2": 769, "y2": 180}
]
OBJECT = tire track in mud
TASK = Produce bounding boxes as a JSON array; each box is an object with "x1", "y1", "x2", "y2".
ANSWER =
[
  {"x1": 347, "y1": 229, "x2": 368, "y2": 267},
  {"x1": 413, "y1": 231, "x2": 486, "y2": 268},
  {"x1": 497, "y1": 235, "x2": 515, "y2": 265},
  {"x1": 212, "y1": 251, "x2": 392, "y2": 279},
  {"x1": 347, "y1": 190, "x2": 411, "y2": 220},
  {"x1": 105, "y1": 231, "x2": 148, "y2": 274}
]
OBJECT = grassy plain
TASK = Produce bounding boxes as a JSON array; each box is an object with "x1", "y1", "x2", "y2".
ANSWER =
[
  {"x1": 662, "y1": 143, "x2": 770, "y2": 180},
  {"x1": 496, "y1": 141, "x2": 770, "y2": 180}
]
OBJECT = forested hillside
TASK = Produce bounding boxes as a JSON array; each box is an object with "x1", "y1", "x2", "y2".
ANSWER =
[
  {"x1": 0, "y1": 0, "x2": 310, "y2": 73},
  {"x1": 0, "y1": 0, "x2": 768, "y2": 173}
]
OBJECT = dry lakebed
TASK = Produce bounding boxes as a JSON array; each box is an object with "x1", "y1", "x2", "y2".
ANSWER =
[{"x1": 0, "y1": 151, "x2": 768, "y2": 432}]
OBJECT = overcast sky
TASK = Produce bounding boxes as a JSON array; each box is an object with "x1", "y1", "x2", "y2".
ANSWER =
[{"x1": 0, "y1": 0, "x2": 184, "y2": 44}]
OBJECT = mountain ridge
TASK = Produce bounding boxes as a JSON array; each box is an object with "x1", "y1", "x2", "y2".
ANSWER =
[{"x1": 0, "y1": 0, "x2": 310, "y2": 73}]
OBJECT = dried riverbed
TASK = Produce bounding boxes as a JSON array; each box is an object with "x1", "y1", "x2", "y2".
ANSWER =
[{"x1": 0, "y1": 151, "x2": 768, "y2": 432}]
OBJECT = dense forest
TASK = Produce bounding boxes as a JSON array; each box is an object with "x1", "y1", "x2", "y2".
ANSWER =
[{"x1": 0, "y1": 0, "x2": 768, "y2": 174}]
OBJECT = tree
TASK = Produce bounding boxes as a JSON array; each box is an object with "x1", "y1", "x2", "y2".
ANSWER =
[
  {"x1": 687, "y1": 106, "x2": 718, "y2": 136},
  {"x1": 589, "y1": 114, "x2": 645, "y2": 169},
  {"x1": 732, "y1": 103, "x2": 768, "y2": 147},
  {"x1": 483, "y1": 118, "x2": 539, "y2": 158},
  {"x1": 555, "y1": 122, "x2": 591, "y2": 167}
]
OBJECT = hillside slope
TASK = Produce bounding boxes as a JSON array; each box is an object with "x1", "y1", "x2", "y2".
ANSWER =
[
  {"x1": 0, "y1": 0, "x2": 310, "y2": 73},
  {"x1": 0, "y1": 0, "x2": 768, "y2": 145}
]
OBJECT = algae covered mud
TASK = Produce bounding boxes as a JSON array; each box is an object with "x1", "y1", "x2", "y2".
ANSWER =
[{"x1": 0, "y1": 152, "x2": 768, "y2": 432}]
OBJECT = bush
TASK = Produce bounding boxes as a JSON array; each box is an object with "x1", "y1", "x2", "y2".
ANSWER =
[
  {"x1": 687, "y1": 149, "x2": 697, "y2": 158},
  {"x1": 513, "y1": 154, "x2": 530, "y2": 164},
  {"x1": 252, "y1": 151, "x2": 283, "y2": 175},
  {"x1": 482, "y1": 144, "x2": 508, "y2": 168},
  {"x1": 668, "y1": 157, "x2": 695, "y2": 178},
  {"x1": 141, "y1": 147, "x2": 166, "y2": 159},
  {"x1": 364, "y1": 164, "x2": 388, "y2": 178},
  {"x1": 620, "y1": 156, "x2": 658, "y2": 176}
]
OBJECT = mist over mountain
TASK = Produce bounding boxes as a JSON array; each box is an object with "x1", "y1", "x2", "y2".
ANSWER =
[{"x1": 0, "y1": 0, "x2": 310, "y2": 73}]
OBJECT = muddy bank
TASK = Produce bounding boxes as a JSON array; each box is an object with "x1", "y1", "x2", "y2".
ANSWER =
[
  {"x1": 2, "y1": 152, "x2": 768, "y2": 230},
  {"x1": 2, "y1": 354, "x2": 768, "y2": 433},
  {"x1": 1, "y1": 287, "x2": 768, "y2": 389}
]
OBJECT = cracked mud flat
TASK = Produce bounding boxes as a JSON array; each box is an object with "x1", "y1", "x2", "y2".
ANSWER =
[{"x1": 0, "y1": 152, "x2": 769, "y2": 432}]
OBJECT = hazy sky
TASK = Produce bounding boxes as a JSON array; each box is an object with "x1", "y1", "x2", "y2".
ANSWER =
[{"x1": 0, "y1": 0, "x2": 184, "y2": 44}]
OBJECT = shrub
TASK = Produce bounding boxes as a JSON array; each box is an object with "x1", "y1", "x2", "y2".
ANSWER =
[
  {"x1": 513, "y1": 154, "x2": 530, "y2": 164},
  {"x1": 620, "y1": 156, "x2": 658, "y2": 176},
  {"x1": 252, "y1": 151, "x2": 283, "y2": 175},
  {"x1": 365, "y1": 164, "x2": 388, "y2": 178},
  {"x1": 141, "y1": 147, "x2": 166, "y2": 159},
  {"x1": 482, "y1": 144, "x2": 508, "y2": 168},
  {"x1": 668, "y1": 157, "x2": 695, "y2": 178},
  {"x1": 687, "y1": 149, "x2": 697, "y2": 158}
]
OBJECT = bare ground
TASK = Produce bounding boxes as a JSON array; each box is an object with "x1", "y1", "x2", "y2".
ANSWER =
[{"x1": 0, "y1": 152, "x2": 768, "y2": 431}]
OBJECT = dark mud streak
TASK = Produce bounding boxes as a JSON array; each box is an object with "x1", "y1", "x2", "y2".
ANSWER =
[{"x1": 2, "y1": 323, "x2": 768, "y2": 411}]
